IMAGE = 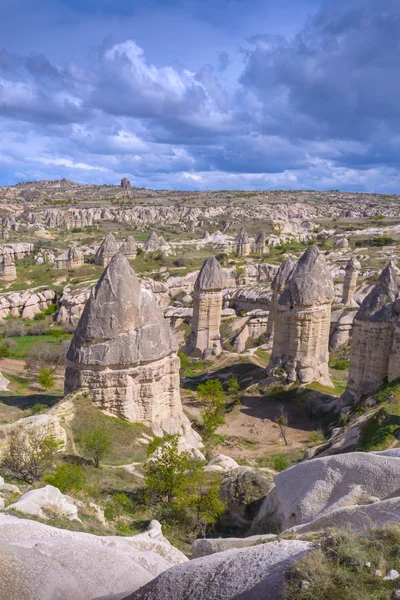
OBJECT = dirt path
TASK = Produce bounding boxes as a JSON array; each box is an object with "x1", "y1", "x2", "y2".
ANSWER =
[{"x1": 0, "y1": 358, "x2": 26, "y2": 373}]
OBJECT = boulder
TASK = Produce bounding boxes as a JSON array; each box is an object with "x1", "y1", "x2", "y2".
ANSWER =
[
  {"x1": 123, "y1": 540, "x2": 311, "y2": 600},
  {"x1": 0, "y1": 514, "x2": 186, "y2": 600},
  {"x1": 6, "y1": 485, "x2": 81, "y2": 521},
  {"x1": 203, "y1": 454, "x2": 239, "y2": 472}
]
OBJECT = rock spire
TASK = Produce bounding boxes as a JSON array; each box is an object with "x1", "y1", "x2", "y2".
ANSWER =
[
  {"x1": 342, "y1": 256, "x2": 361, "y2": 306},
  {"x1": 94, "y1": 233, "x2": 119, "y2": 267}
]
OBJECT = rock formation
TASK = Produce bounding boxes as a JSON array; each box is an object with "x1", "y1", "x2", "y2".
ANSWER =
[
  {"x1": 0, "y1": 514, "x2": 186, "y2": 600},
  {"x1": 94, "y1": 232, "x2": 119, "y2": 267},
  {"x1": 254, "y1": 232, "x2": 268, "y2": 255},
  {"x1": 121, "y1": 177, "x2": 132, "y2": 189},
  {"x1": 342, "y1": 261, "x2": 400, "y2": 403},
  {"x1": 268, "y1": 245, "x2": 334, "y2": 386},
  {"x1": 143, "y1": 231, "x2": 161, "y2": 253},
  {"x1": 264, "y1": 258, "x2": 296, "y2": 350},
  {"x1": 252, "y1": 450, "x2": 400, "y2": 535},
  {"x1": 120, "y1": 236, "x2": 137, "y2": 260},
  {"x1": 64, "y1": 253, "x2": 202, "y2": 453},
  {"x1": 55, "y1": 247, "x2": 84, "y2": 270},
  {"x1": 1, "y1": 254, "x2": 16, "y2": 281},
  {"x1": 235, "y1": 229, "x2": 250, "y2": 256},
  {"x1": 342, "y1": 257, "x2": 361, "y2": 306},
  {"x1": 185, "y1": 257, "x2": 224, "y2": 359}
]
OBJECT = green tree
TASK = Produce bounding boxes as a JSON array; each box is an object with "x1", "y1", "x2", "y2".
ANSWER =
[
  {"x1": 82, "y1": 428, "x2": 111, "y2": 467},
  {"x1": 201, "y1": 406, "x2": 225, "y2": 439},
  {"x1": 144, "y1": 434, "x2": 194, "y2": 502},
  {"x1": 226, "y1": 376, "x2": 241, "y2": 403},
  {"x1": 178, "y1": 472, "x2": 224, "y2": 536},
  {"x1": 197, "y1": 379, "x2": 226, "y2": 440},
  {"x1": 38, "y1": 368, "x2": 55, "y2": 390}
]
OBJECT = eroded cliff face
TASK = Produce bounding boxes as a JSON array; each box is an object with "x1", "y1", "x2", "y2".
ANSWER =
[
  {"x1": 185, "y1": 257, "x2": 225, "y2": 359},
  {"x1": 64, "y1": 253, "x2": 202, "y2": 454},
  {"x1": 343, "y1": 261, "x2": 400, "y2": 403},
  {"x1": 267, "y1": 245, "x2": 334, "y2": 386}
]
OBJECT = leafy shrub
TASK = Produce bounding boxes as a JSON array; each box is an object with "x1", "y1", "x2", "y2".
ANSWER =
[
  {"x1": 33, "y1": 311, "x2": 46, "y2": 321},
  {"x1": 82, "y1": 428, "x2": 111, "y2": 467},
  {"x1": 44, "y1": 464, "x2": 86, "y2": 492},
  {"x1": 330, "y1": 359, "x2": 349, "y2": 371},
  {"x1": 273, "y1": 454, "x2": 289, "y2": 472},
  {"x1": 30, "y1": 403, "x2": 49, "y2": 415},
  {"x1": 0, "y1": 344, "x2": 10, "y2": 358},
  {"x1": 38, "y1": 368, "x2": 55, "y2": 389},
  {"x1": 173, "y1": 257, "x2": 185, "y2": 267},
  {"x1": 42, "y1": 304, "x2": 57, "y2": 316}
]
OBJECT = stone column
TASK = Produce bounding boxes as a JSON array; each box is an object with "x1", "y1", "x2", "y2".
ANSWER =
[
  {"x1": 268, "y1": 245, "x2": 334, "y2": 386},
  {"x1": 264, "y1": 258, "x2": 296, "y2": 350},
  {"x1": 342, "y1": 257, "x2": 361, "y2": 306},
  {"x1": 185, "y1": 257, "x2": 225, "y2": 359},
  {"x1": 235, "y1": 229, "x2": 251, "y2": 256},
  {"x1": 254, "y1": 232, "x2": 268, "y2": 256}
]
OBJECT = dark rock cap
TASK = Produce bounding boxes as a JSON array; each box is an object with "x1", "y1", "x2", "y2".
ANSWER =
[
  {"x1": 67, "y1": 253, "x2": 176, "y2": 366},
  {"x1": 194, "y1": 257, "x2": 225, "y2": 292}
]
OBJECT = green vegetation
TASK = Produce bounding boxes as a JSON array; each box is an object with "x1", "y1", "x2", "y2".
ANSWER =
[
  {"x1": 330, "y1": 359, "x2": 349, "y2": 371},
  {"x1": 44, "y1": 464, "x2": 86, "y2": 492},
  {"x1": 82, "y1": 429, "x2": 112, "y2": 468},
  {"x1": 38, "y1": 367, "x2": 55, "y2": 389},
  {"x1": 286, "y1": 527, "x2": 400, "y2": 600},
  {"x1": 197, "y1": 379, "x2": 227, "y2": 440}
]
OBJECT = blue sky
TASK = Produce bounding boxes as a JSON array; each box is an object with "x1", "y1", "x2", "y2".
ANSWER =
[{"x1": 1, "y1": 0, "x2": 400, "y2": 192}]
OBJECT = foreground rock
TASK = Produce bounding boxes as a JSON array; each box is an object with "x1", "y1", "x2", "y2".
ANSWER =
[
  {"x1": 252, "y1": 450, "x2": 400, "y2": 534},
  {"x1": 6, "y1": 485, "x2": 81, "y2": 521},
  {"x1": 124, "y1": 539, "x2": 310, "y2": 600},
  {"x1": 65, "y1": 253, "x2": 202, "y2": 455},
  {"x1": 0, "y1": 514, "x2": 186, "y2": 600}
]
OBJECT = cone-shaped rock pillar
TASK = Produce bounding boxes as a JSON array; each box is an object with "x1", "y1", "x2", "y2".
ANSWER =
[
  {"x1": 343, "y1": 261, "x2": 400, "y2": 403},
  {"x1": 342, "y1": 257, "x2": 361, "y2": 306},
  {"x1": 94, "y1": 232, "x2": 119, "y2": 267},
  {"x1": 64, "y1": 254, "x2": 194, "y2": 435},
  {"x1": 268, "y1": 245, "x2": 334, "y2": 386},
  {"x1": 235, "y1": 229, "x2": 251, "y2": 256},
  {"x1": 254, "y1": 232, "x2": 268, "y2": 256},
  {"x1": 143, "y1": 231, "x2": 161, "y2": 253},
  {"x1": 185, "y1": 257, "x2": 225, "y2": 359},
  {"x1": 265, "y1": 258, "x2": 296, "y2": 350},
  {"x1": 119, "y1": 236, "x2": 137, "y2": 260}
]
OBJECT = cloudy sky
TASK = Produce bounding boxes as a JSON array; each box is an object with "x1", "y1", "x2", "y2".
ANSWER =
[{"x1": 1, "y1": 0, "x2": 400, "y2": 192}]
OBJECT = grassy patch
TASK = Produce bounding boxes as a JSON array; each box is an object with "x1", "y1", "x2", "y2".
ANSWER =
[
  {"x1": 359, "y1": 405, "x2": 400, "y2": 452},
  {"x1": 286, "y1": 527, "x2": 400, "y2": 600},
  {"x1": 6, "y1": 334, "x2": 72, "y2": 359},
  {"x1": 70, "y1": 395, "x2": 152, "y2": 465}
]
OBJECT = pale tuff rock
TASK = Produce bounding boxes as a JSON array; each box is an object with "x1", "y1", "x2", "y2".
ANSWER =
[
  {"x1": 94, "y1": 232, "x2": 119, "y2": 267},
  {"x1": 0, "y1": 288, "x2": 55, "y2": 320},
  {"x1": 0, "y1": 242, "x2": 34, "y2": 260},
  {"x1": 252, "y1": 450, "x2": 400, "y2": 534},
  {"x1": 329, "y1": 308, "x2": 357, "y2": 350},
  {"x1": 6, "y1": 485, "x2": 81, "y2": 521},
  {"x1": 268, "y1": 246, "x2": 334, "y2": 385},
  {"x1": 0, "y1": 254, "x2": 16, "y2": 281},
  {"x1": 235, "y1": 229, "x2": 251, "y2": 256},
  {"x1": 124, "y1": 540, "x2": 311, "y2": 600},
  {"x1": 203, "y1": 453, "x2": 239, "y2": 472},
  {"x1": 334, "y1": 237, "x2": 349, "y2": 248},
  {"x1": 0, "y1": 513, "x2": 187, "y2": 600},
  {"x1": 64, "y1": 254, "x2": 202, "y2": 452},
  {"x1": 192, "y1": 533, "x2": 277, "y2": 558},
  {"x1": 254, "y1": 232, "x2": 268, "y2": 255},
  {"x1": 231, "y1": 310, "x2": 269, "y2": 353},
  {"x1": 120, "y1": 236, "x2": 137, "y2": 259},
  {"x1": 55, "y1": 246, "x2": 84, "y2": 270},
  {"x1": 143, "y1": 231, "x2": 162, "y2": 253},
  {"x1": 343, "y1": 261, "x2": 400, "y2": 404},
  {"x1": 185, "y1": 257, "x2": 224, "y2": 359},
  {"x1": 342, "y1": 256, "x2": 361, "y2": 306},
  {"x1": 0, "y1": 372, "x2": 9, "y2": 391},
  {"x1": 0, "y1": 413, "x2": 68, "y2": 456},
  {"x1": 264, "y1": 258, "x2": 296, "y2": 350}
]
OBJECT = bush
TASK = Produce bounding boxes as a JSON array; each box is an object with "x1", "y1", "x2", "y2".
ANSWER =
[
  {"x1": 42, "y1": 304, "x2": 57, "y2": 316},
  {"x1": 30, "y1": 403, "x2": 49, "y2": 415},
  {"x1": 1, "y1": 428, "x2": 63, "y2": 483},
  {"x1": 0, "y1": 344, "x2": 11, "y2": 357},
  {"x1": 82, "y1": 428, "x2": 111, "y2": 467},
  {"x1": 44, "y1": 464, "x2": 86, "y2": 492},
  {"x1": 173, "y1": 257, "x2": 185, "y2": 267},
  {"x1": 273, "y1": 454, "x2": 289, "y2": 472},
  {"x1": 25, "y1": 340, "x2": 69, "y2": 374},
  {"x1": 2, "y1": 320, "x2": 25, "y2": 338},
  {"x1": 38, "y1": 368, "x2": 55, "y2": 389},
  {"x1": 330, "y1": 359, "x2": 349, "y2": 371},
  {"x1": 28, "y1": 322, "x2": 51, "y2": 336},
  {"x1": 33, "y1": 311, "x2": 46, "y2": 321}
]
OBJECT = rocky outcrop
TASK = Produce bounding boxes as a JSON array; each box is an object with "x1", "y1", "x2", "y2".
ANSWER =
[
  {"x1": 0, "y1": 514, "x2": 187, "y2": 600},
  {"x1": 94, "y1": 232, "x2": 119, "y2": 267},
  {"x1": 268, "y1": 246, "x2": 334, "y2": 385},
  {"x1": 252, "y1": 450, "x2": 400, "y2": 535},
  {"x1": 6, "y1": 485, "x2": 81, "y2": 521},
  {"x1": 231, "y1": 310, "x2": 269, "y2": 353},
  {"x1": 0, "y1": 288, "x2": 55, "y2": 320},
  {"x1": 55, "y1": 246, "x2": 84, "y2": 270},
  {"x1": 143, "y1": 231, "x2": 161, "y2": 253},
  {"x1": 235, "y1": 229, "x2": 251, "y2": 256},
  {"x1": 121, "y1": 177, "x2": 132, "y2": 189},
  {"x1": 1, "y1": 254, "x2": 16, "y2": 281},
  {"x1": 329, "y1": 308, "x2": 357, "y2": 350},
  {"x1": 342, "y1": 261, "x2": 400, "y2": 403},
  {"x1": 64, "y1": 253, "x2": 202, "y2": 453},
  {"x1": 342, "y1": 256, "x2": 361, "y2": 306},
  {"x1": 185, "y1": 257, "x2": 224, "y2": 359},
  {"x1": 120, "y1": 236, "x2": 137, "y2": 259},
  {"x1": 254, "y1": 232, "x2": 267, "y2": 255},
  {"x1": 124, "y1": 540, "x2": 311, "y2": 600}
]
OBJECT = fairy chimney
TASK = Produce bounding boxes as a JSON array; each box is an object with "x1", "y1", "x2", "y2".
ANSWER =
[
  {"x1": 94, "y1": 233, "x2": 119, "y2": 267},
  {"x1": 254, "y1": 232, "x2": 268, "y2": 256},
  {"x1": 342, "y1": 257, "x2": 361, "y2": 306},
  {"x1": 119, "y1": 236, "x2": 137, "y2": 260},
  {"x1": 235, "y1": 229, "x2": 251, "y2": 256}
]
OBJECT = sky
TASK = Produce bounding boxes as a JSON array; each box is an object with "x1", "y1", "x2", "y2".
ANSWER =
[{"x1": 1, "y1": 0, "x2": 400, "y2": 192}]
